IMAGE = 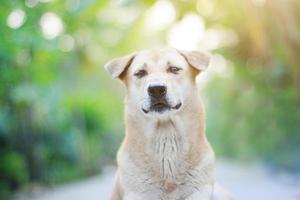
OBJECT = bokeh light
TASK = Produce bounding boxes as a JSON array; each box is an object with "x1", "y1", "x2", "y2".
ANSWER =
[
  {"x1": 168, "y1": 13, "x2": 205, "y2": 50},
  {"x1": 40, "y1": 12, "x2": 63, "y2": 40},
  {"x1": 59, "y1": 34, "x2": 75, "y2": 52},
  {"x1": 145, "y1": 0, "x2": 176, "y2": 31},
  {"x1": 6, "y1": 9, "x2": 26, "y2": 29}
]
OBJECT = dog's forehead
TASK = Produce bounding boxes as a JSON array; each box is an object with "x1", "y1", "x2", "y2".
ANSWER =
[{"x1": 130, "y1": 49, "x2": 188, "y2": 71}]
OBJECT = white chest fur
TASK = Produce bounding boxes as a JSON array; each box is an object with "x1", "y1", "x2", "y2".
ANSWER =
[
  {"x1": 118, "y1": 115, "x2": 215, "y2": 200},
  {"x1": 148, "y1": 121, "x2": 187, "y2": 181}
]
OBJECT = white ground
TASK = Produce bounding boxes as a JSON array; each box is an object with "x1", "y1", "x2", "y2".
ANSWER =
[{"x1": 16, "y1": 160, "x2": 300, "y2": 200}]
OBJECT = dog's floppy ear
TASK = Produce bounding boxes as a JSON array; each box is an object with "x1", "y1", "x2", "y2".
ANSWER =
[
  {"x1": 179, "y1": 50, "x2": 210, "y2": 72},
  {"x1": 104, "y1": 52, "x2": 136, "y2": 79}
]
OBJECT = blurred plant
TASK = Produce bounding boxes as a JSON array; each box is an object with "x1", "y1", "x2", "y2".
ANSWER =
[
  {"x1": 0, "y1": 152, "x2": 28, "y2": 197},
  {"x1": 202, "y1": 0, "x2": 300, "y2": 172}
]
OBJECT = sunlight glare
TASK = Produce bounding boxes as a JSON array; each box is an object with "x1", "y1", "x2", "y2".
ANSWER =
[
  {"x1": 145, "y1": 0, "x2": 176, "y2": 31},
  {"x1": 201, "y1": 28, "x2": 239, "y2": 50},
  {"x1": 167, "y1": 13, "x2": 205, "y2": 50},
  {"x1": 197, "y1": 54, "x2": 234, "y2": 88}
]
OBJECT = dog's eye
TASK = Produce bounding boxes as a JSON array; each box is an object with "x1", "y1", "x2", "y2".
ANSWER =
[
  {"x1": 167, "y1": 66, "x2": 182, "y2": 74},
  {"x1": 134, "y1": 69, "x2": 147, "y2": 78}
]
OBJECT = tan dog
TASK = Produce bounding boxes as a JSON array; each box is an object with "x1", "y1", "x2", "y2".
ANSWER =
[{"x1": 105, "y1": 48, "x2": 233, "y2": 200}]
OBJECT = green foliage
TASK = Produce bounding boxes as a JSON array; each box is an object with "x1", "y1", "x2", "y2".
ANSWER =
[
  {"x1": 0, "y1": 152, "x2": 28, "y2": 197},
  {"x1": 205, "y1": 65, "x2": 300, "y2": 171}
]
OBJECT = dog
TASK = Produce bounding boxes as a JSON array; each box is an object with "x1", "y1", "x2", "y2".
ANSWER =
[{"x1": 105, "y1": 48, "x2": 234, "y2": 200}]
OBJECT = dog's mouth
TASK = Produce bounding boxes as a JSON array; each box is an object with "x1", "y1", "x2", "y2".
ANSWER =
[{"x1": 142, "y1": 101, "x2": 182, "y2": 114}]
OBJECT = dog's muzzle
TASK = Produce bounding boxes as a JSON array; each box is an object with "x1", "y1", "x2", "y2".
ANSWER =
[{"x1": 142, "y1": 84, "x2": 182, "y2": 114}]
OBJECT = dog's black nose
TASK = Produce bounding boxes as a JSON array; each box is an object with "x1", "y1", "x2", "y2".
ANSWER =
[{"x1": 148, "y1": 85, "x2": 166, "y2": 99}]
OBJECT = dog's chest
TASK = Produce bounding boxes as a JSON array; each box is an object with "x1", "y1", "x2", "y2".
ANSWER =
[{"x1": 149, "y1": 123, "x2": 186, "y2": 181}]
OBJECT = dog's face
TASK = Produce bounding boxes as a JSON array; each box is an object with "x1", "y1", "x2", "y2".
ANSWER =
[{"x1": 105, "y1": 48, "x2": 210, "y2": 118}]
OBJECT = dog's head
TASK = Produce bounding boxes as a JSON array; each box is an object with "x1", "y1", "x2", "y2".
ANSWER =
[{"x1": 105, "y1": 48, "x2": 210, "y2": 118}]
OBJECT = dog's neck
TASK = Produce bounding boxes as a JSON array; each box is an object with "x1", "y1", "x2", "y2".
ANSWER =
[{"x1": 124, "y1": 94, "x2": 210, "y2": 179}]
